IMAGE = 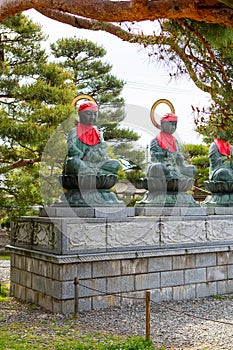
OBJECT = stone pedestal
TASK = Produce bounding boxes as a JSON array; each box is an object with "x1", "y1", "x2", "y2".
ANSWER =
[
  {"x1": 7, "y1": 206, "x2": 233, "y2": 314},
  {"x1": 202, "y1": 181, "x2": 233, "y2": 207}
]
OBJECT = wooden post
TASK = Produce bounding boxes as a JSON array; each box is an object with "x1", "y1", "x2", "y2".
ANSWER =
[
  {"x1": 74, "y1": 277, "x2": 79, "y2": 317},
  {"x1": 146, "y1": 290, "x2": 151, "y2": 341}
]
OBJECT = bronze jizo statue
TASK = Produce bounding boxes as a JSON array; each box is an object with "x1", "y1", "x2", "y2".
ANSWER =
[
  {"x1": 209, "y1": 130, "x2": 233, "y2": 182},
  {"x1": 58, "y1": 100, "x2": 122, "y2": 207},
  {"x1": 137, "y1": 101, "x2": 198, "y2": 207},
  {"x1": 203, "y1": 129, "x2": 233, "y2": 206},
  {"x1": 149, "y1": 113, "x2": 196, "y2": 184}
]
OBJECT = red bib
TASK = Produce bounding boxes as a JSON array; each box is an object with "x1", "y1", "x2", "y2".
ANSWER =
[
  {"x1": 214, "y1": 137, "x2": 232, "y2": 156},
  {"x1": 156, "y1": 132, "x2": 177, "y2": 152},
  {"x1": 76, "y1": 123, "x2": 100, "y2": 146}
]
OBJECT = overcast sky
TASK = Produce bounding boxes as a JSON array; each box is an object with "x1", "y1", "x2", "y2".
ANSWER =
[{"x1": 25, "y1": 10, "x2": 211, "y2": 146}]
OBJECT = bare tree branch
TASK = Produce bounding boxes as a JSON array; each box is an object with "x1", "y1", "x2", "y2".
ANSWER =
[
  {"x1": 0, "y1": 0, "x2": 233, "y2": 27},
  {"x1": 0, "y1": 157, "x2": 41, "y2": 173}
]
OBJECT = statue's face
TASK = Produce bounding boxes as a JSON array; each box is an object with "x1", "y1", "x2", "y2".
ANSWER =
[
  {"x1": 161, "y1": 121, "x2": 177, "y2": 134},
  {"x1": 79, "y1": 110, "x2": 98, "y2": 125},
  {"x1": 217, "y1": 130, "x2": 229, "y2": 141}
]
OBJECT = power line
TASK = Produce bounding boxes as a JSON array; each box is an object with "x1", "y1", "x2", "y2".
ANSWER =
[{"x1": 125, "y1": 80, "x2": 199, "y2": 95}]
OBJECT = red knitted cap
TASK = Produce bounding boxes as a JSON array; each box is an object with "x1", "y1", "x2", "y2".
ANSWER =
[
  {"x1": 78, "y1": 101, "x2": 98, "y2": 112},
  {"x1": 161, "y1": 113, "x2": 178, "y2": 122}
]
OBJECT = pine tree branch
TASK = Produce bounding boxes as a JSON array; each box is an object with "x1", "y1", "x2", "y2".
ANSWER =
[{"x1": 0, "y1": 157, "x2": 41, "y2": 173}]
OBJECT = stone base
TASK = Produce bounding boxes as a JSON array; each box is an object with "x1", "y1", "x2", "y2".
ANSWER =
[
  {"x1": 55, "y1": 189, "x2": 124, "y2": 207},
  {"x1": 135, "y1": 191, "x2": 199, "y2": 207},
  {"x1": 7, "y1": 243, "x2": 233, "y2": 314},
  {"x1": 8, "y1": 210, "x2": 233, "y2": 314},
  {"x1": 202, "y1": 193, "x2": 233, "y2": 207}
]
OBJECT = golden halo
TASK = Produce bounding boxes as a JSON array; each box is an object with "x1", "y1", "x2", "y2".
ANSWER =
[
  {"x1": 150, "y1": 99, "x2": 175, "y2": 129},
  {"x1": 72, "y1": 94, "x2": 97, "y2": 106}
]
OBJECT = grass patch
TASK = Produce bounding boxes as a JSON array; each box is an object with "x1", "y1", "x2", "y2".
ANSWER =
[
  {"x1": 0, "y1": 255, "x2": 10, "y2": 260},
  {"x1": 0, "y1": 298, "x2": 164, "y2": 350},
  {"x1": 0, "y1": 323, "x2": 160, "y2": 349},
  {"x1": 0, "y1": 283, "x2": 10, "y2": 301},
  {"x1": 210, "y1": 294, "x2": 225, "y2": 300}
]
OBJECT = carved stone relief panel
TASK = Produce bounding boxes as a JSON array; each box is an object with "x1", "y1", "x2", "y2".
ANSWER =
[
  {"x1": 33, "y1": 222, "x2": 57, "y2": 249},
  {"x1": 107, "y1": 221, "x2": 160, "y2": 248},
  {"x1": 207, "y1": 220, "x2": 233, "y2": 241},
  {"x1": 66, "y1": 222, "x2": 106, "y2": 250},
  {"x1": 161, "y1": 220, "x2": 206, "y2": 244},
  {"x1": 13, "y1": 222, "x2": 32, "y2": 245}
]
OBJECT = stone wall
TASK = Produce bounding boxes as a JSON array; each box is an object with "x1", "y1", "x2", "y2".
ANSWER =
[
  {"x1": 9, "y1": 244, "x2": 233, "y2": 314},
  {"x1": 7, "y1": 207, "x2": 233, "y2": 314}
]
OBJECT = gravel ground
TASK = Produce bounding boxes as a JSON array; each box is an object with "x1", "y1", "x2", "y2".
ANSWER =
[
  {"x1": 1, "y1": 261, "x2": 233, "y2": 349},
  {"x1": 0, "y1": 260, "x2": 10, "y2": 284}
]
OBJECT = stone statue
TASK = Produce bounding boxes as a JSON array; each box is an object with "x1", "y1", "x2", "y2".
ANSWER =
[
  {"x1": 209, "y1": 130, "x2": 233, "y2": 181},
  {"x1": 149, "y1": 113, "x2": 196, "y2": 183},
  {"x1": 63, "y1": 101, "x2": 120, "y2": 177},
  {"x1": 202, "y1": 130, "x2": 233, "y2": 207},
  {"x1": 137, "y1": 112, "x2": 198, "y2": 207},
  {"x1": 58, "y1": 100, "x2": 122, "y2": 206}
]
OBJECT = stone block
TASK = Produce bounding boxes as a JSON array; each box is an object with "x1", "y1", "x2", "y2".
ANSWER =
[
  {"x1": 20, "y1": 270, "x2": 32, "y2": 288},
  {"x1": 136, "y1": 207, "x2": 181, "y2": 217},
  {"x1": 37, "y1": 260, "x2": 50, "y2": 277},
  {"x1": 94, "y1": 207, "x2": 133, "y2": 218},
  {"x1": 217, "y1": 251, "x2": 233, "y2": 265},
  {"x1": 161, "y1": 270, "x2": 184, "y2": 287},
  {"x1": 53, "y1": 299, "x2": 75, "y2": 315},
  {"x1": 25, "y1": 288, "x2": 39, "y2": 304},
  {"x1": 214, "y1": 208, "x2": 233, "y2": 215},
  {"x1": 59, "y1": 280, "x2": 75, "y2": 299},
  {"x1": 107, "y1": 275, "x2": 134, "y2": 293},
  {"x1": 206, "y1": 207, "x2": 215, "y2": 215},
  {"x1": 180, "y1": 207, "x2": 207, "y2": 216},
  {"x1": 148, "y1": 256, "x2": 172, "y2": 272},
  {"x1": 185, "y1": 268, "x2": 206, "y2": 284},
  {"x1": 173, "y1": 255, "x2": 196, "y2": 270},
  {"x1": 207, "y1": 266, "x2": 228, "y2": 281},
  {"x1": 173, "y1": 284, "x2": 196, "y2": 300},
  {"x1": 28, "y1": 258, "x2": 39, "y2": 274},
  {"x1": 228, "y1": 264, "x2": 233, "y2": 279},
  {"x1": 196, "y1": 253, "x2": 216, "y2": 267},
  {"x1": 78, "y1": 278, "x2": 107, "y2": 298},
  {"x1": 121, "y1": 291, "x2": 144, "y2": 305},
  {"x1": 12, "y1": 283, "x2": 26, "y2": 300},
  {"x1": 40, "y1": 206, "x2": 95, "y2": 218},
  {"x1": 217, "y1": 280, "x2": 233, "y2": 295},
  {"x1": 15, "y1": 255, "x2": 26, "y2": 270},
  {"x1": 151, "y1": 287, "x2": 173, "y2": 302},
  {"x1": 92, "y1": 294, "x2": 118, "y2": 310},
  {"x1": 38, "y1": 293, "x2": 53, "y2": 313},
  {"x1": 135, "y1": 272, "x2": 160, "y2": 290},
  {"x1": 121, "y1": 258, "x2": 148, "y2": 275},
  {"x1": 196, "y1": 282, "x2": 217, "y2": 298},
  {"x1": 39, "y1": 207, "x2": 56, "y2": 217},
  {"x1": 93, "y1": 260, "x2": 121, "y2": 278},
  {"x1": 11, "y1": 268, "x2": 20, "y2": 284},
  {"x1": 31, "y1": 274, "x2": 46, "y2": 293},
  {"x1": 76, "y1": 262, "x2": 92, "y2": 279},
  {"x1": 53, "y1": 263, "x2": 77, "y2": 281},
  {"x1": 78, "y1": 297, "x2": 92, "y2": 312}
]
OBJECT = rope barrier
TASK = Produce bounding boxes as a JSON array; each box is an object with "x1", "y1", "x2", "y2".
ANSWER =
[
  {"x1": 75, "y1": 279, "x2": 233, "y2": 327},
  {"x1": 78, "y1": 281, "x2": 145, "y2": 300},
  {"x1": 151, "y1": 300, "x2": 233, "y2": 326}
]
